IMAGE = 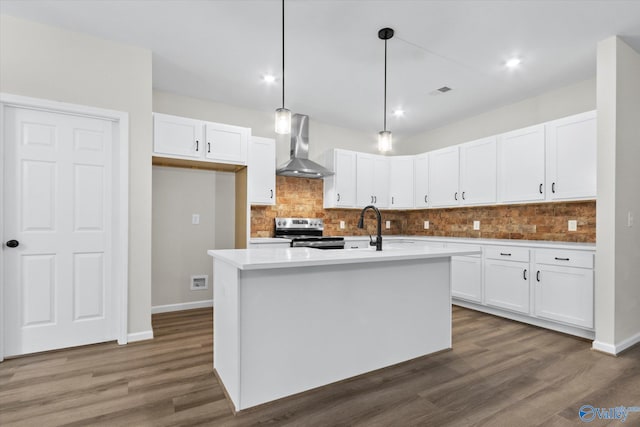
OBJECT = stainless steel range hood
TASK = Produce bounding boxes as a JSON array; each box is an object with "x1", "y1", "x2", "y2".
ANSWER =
[{"x1": 276, "y1": 114, "x2": 334, "y2": 178}]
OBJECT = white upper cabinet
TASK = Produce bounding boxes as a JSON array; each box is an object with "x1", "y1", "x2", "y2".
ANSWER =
[
  {"x1": 356, "y1": 153, "x2": 389, "y2": 208},
  {"x1": 204, "y1": 122, "x2": 249, "y2": 165},
  {"x1": 388, "y1": 156, "x2": 415, "y2": 209},
  {"x1": 429, "y1": 146, "x2": 460, "y2": 207},
  {"x1": 248, "y1": 137, "x2": 276, "y2": 205},
  {"x1": 153, "y1": 113, "x2": 250, "y2": 165},
  {"x1": 323, "y1": 149, "x2": 357, "y2": 208},
  {"x1": 497, "y1": 124, "x2": 546, "y2": 203},
  {"x1": 545, "y1": 111, "x2": 597, "y2": 201},
  {"x1": 153, "y1": 113, "x2": 203, "y2": 159},
  {"x1": 459, "y1": 136, "x2": 497, "y2": 205},
  {"x1": 414, "y1": 153, "x2": 430, "y2": 208}
]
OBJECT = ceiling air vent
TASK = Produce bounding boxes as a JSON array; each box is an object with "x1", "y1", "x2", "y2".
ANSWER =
[{"x1": 430, "y1": 86, "x2": 453, "y2": 96}]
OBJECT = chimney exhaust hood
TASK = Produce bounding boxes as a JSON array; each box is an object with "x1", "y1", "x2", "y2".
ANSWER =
[{"x1": 276, "y1": 114, "x2": 334, "y2": 178}]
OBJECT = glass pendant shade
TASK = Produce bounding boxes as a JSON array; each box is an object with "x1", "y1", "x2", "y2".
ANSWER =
[
  {"x1": 275, "y1": 107, "x2": 291, "y2": 134},
  {"x1": 378, "y1": 130, "x2": 392, "y2": 152}
]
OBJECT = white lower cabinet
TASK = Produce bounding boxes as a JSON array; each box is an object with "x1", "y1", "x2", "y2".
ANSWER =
[
  {"x1": 450, "y1": 240, "x2": 595, "y2": 338},
  {"x1": 451, "y1": 255, "x2": 482, "y2": 303},
  {"x1": 484, "y1": 258, "x2": 530, "y2": 314},
  {"x1": 533, "y1": 250, "x2": 594, "y2": 329}
]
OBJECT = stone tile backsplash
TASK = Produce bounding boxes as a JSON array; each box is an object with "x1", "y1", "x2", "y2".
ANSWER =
[{"x1": 250, "y1": 176, "x2": 596, "y2": 243}]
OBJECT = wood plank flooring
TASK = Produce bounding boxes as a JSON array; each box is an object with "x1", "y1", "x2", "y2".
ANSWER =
[{"x1": 1, "y1": 306, "x2": 639, "y2": 426}]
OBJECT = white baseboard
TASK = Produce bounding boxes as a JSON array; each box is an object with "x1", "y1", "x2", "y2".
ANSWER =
[
  {"x1": 592, "y1": 331, "x2": 640, "y2": 356},
  {"x1": 591, "y1": 340, "x2": 617, "y2": 355},
  {"x1": 151, "y1": 299, "x2": 213, "y2": 314},
  {"x1": 615, "y1": 331, "x2": 640, "y2": 354},
  {"x1": 127, "y1": 330, "x2": 154, "y2": 343}
]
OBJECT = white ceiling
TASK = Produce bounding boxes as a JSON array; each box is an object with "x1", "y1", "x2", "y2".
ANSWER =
[{"x1": 2, "y1": 0, "x2": 640, "y2": 141}]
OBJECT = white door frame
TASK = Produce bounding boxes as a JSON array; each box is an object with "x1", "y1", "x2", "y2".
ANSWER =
[{"x1": 0, "y1": 93, "x2": 129, "y2": 361}]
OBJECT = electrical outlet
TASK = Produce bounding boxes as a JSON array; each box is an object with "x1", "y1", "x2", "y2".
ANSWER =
[
  {"x1": 385, "y1": 220, "x2": 391, "y2": 229},
  {"x1": 192, "y1": 214, "x2": 200, "y2": 225},
  {"x1": 190, "y1": 275, "x2": 208, "y2": 290},
  {"x1": 568, "y1": 220, "x2": 577, "y2": 231},
  {"x1": 424, "y1": 220, "x2": 430, "y2": 229},
  {"x1": 473, "y1": 220, "x2": 480, "y2": 230},
  {"x1": 339, "y1": 220, "x2": 345, "y2": 229}
]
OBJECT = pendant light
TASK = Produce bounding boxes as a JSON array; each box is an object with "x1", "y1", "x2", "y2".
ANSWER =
[
  {"x1": 275, "y1": 0, "x2": 291, "y2": 134},
  {"x1": 378, "y1": 27, "x2": 394, "y2": 152}
]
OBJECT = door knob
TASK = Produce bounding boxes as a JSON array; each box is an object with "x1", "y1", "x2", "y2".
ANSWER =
[{"x1": 6, "y1": 240, "x2": 19, "y2": 248}]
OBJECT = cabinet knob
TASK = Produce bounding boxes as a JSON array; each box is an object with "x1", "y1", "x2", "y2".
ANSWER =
[{"x1": 6, "y1": 240, "x2": 19, "y2": 248}]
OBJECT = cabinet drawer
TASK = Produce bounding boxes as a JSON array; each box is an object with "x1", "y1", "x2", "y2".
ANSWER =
[
  {"x1": 485, "y1": 246, "x2": 529, "y2": 262},
  {"x1": 535, "y1": 249, "x2": 593, "y2": 269}
]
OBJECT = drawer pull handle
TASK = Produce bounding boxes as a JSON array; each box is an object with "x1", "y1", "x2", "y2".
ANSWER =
[
  {"x1": 552, "y1": 182, "x2": 556, "y2": 193},
  {"x1": 424, "y1": 195, "x2": 428, "y2": 203},
  {"x1": 454, "y1": 192, "x2": 458, "y2": 201},
  {"x1": 337, "y1": 193, "x2": 340, "y2": 202},
  {"x1": 539, "y1": 183, "x2": 543, "y2": 194},
  {"x1": 536, "y1": 271, "x2": 541, "y2": 282},
  {"x1": 523, "y1": 269, "x2": 527, "y2": 280},
  {"x1": 500, "y1": 252, "x2": 512, "y2": 256},
  {"x1": 195, "y1": 140, "x2": 199, "y2": 151},
  {"x1": 554, "y1": 257, "x2": 570, "y2": 261}
]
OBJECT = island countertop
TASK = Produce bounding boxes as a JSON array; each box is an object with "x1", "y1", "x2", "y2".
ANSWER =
[{"x1": 207, "y1": 244, "x2": 481, "y2": 270}]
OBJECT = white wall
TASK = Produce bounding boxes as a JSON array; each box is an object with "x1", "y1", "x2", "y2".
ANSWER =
[
  {"x1": 397, "y1": 78, "x2": 596, "y2": 154},
  {"x1": 152, "y1": 166, "x2": 235, "y2": 308},
  {"x1": 595, "y1": 36, "x2": 640, "y2": 352},
  {"x1": 0, "y1": 15, "x2": 153, "y2": 336},
  {"x1": 153, "y1": 90, "x2": 377, "y2": 166}
]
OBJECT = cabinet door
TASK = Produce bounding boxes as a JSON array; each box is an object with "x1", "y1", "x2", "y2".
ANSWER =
[
  {"x1": 429, "y1": 146, "x2": 460, "y2": 207},
  {"x1": 414, "y1": 154, "x2": 429, "y2": 208},
  {"x1": 324, "y1": 149, "x2": 357, "y2": 208},
  {"x1": 204, "y1": 122, "x2": 249, "y2": 164},
  {"x1": 248, "y1": 137, "x2": 276, "y2": 205},
  {"x1": 484, "y1": 259, "x2": 530, "y2": 314},
  {"x1": 389, "y1": 156, "x2": 415, "y2": 208},
  {"x1": 373, "y1": 155, "x2": 389, "y2": 208},
  {"x1": 546, "y1": 111, "x2": 597, "y2": 201},
  {"x1": 534, "y1": 264, "x2": 593, "y2": 329},
  {"x1": 497, "y1": 124, "x2": 545, "y2": 203},
  {"x1": 451, "y1": 256, "x2": 482, "y2": 302},
  {"x1": 460, "y1": 137, "x2": 497, "y2": 205},
  {"x1": 356, "y1": 153, "x2": 376, "y2": 206},
  {"x1": 153, "y1": 113, "x2": 203, "y2": 159}
]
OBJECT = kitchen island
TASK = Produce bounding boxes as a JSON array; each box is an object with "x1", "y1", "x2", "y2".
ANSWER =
[{"x1": 208, "y1": 244, "x2": 481, "y2": 411}]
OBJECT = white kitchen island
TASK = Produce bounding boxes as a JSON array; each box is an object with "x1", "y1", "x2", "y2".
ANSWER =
[{"x1": 207, "y1": 244, "x2": 481, "y2": 411}]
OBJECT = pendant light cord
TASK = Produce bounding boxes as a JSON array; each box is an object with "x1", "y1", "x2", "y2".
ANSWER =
[
  {"x1": 282, "y1": 0, "x2": 285, "y2": 109},
  {"x1": 383, "y1": 38, "x2": 387, "y2": 132}
]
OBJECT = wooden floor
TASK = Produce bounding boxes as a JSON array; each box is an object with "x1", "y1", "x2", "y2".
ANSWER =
[{"x1": 1, "y1": 306, "x2": 639, "y2": 426}]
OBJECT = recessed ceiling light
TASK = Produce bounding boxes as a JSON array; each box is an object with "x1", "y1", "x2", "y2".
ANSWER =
[
  {"x1": 263, "y1": 74, "x2": 276, "y2": 83},
  {"x1": 392, "y1": 109, "x2": 405, "y2": 117},
  {"x1": 505, "y1": 58, "x2": 521, "y2": 68}
]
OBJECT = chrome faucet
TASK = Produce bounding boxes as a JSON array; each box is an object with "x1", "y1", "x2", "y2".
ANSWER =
[{"x1": 357, "y1": 205, "x2": 383, "y2": 251}]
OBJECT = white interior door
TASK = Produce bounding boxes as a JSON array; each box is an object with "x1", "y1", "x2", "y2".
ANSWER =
[{"x1": 3, "y1": 106, "x2": 116, "y2": 357}]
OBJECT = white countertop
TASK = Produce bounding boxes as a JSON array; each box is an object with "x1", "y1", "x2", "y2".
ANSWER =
[
  {"x1": 208, "y1": 245, "x2": 481, "y2": 270},
  {"x1": 248, "y1": 237, "x2": 291, "y2": 244},
  {"x1": 249, "y1": 235, "x2": 595, "y2": 251}
]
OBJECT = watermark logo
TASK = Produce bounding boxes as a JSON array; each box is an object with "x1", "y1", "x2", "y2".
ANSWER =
[{"x1": 579, "y1": 404, "x2": 640, "y2": 423}]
